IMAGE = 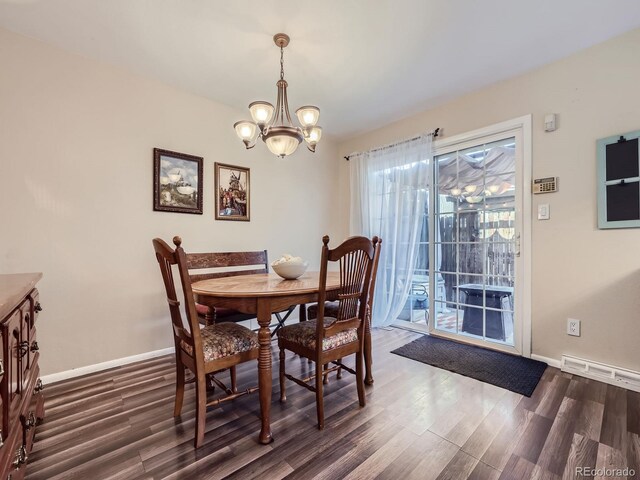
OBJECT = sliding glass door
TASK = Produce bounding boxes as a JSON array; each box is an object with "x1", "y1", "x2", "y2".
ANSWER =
[
  {"x1": 394, "y1": 120, "x2": 529, "y2": 355},
  {"x1": 432, "y1": 134, "x2": 519, "y2": 351}
]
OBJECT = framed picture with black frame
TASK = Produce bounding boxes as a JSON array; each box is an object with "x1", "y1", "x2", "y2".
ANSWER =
[{"x1": 153, "y1": 148, "x2": 203, "y2": 214}]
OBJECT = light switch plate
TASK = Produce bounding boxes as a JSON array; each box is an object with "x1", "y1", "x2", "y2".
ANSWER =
[{"x1": 538, "y1": 204, "x2": 550, "y2": 220}]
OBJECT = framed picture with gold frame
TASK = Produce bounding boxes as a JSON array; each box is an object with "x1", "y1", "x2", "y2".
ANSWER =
[{"x1": 215, "y1": 162, "x2": 250, "y2": 221}]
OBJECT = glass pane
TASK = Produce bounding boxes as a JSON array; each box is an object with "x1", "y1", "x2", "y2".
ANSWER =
[
  {"x1": 436, "y1": 152, "x2": 459, "y2": 191},
  {"x1": 485, "y1": 145, "x2": 516, "y2": 179},
  {"x1": 434, "y1": 301, "x2": 458, "y2": 334},
  {"x1": 435, "y1": 271, "x2": 458, "y2": 305},
  {"x1": 435, "y1": 242, "x2": 457, "y2": 274},
  {"x1": 397, "y1": 292, "x2": 425, "y2": 323},
  {"x1": 457, "y1": 212, "x2": 482, "y2": 242},
  {"x1": 456, "y1": 275, "x2": 483, "y2": 305},
  {"x1": 486, "y1": 315, "x2": 514, "y2": 345},
  {"x1": 457, "y1": 197, "x2": 485, "y2": 212},
  {"x1": 485, "y1": 172, "x2": 515, "y2": 196},
  {"x1": 437, "y1": 213, "x2": 457, "y2": 242},
  {"x1": 458, "y1": 244, "x2": 484, "y2": 275},
  {"x1": 484, "y1": 308, "x2": 513, "y2": 342},
  {"x1": 483, "y1": 210, "x2": 516, "y2": 242},
  {"x1": 485, "y1": 241, "x2": 515, "y2": 277},
  {"x1": 459, "y1": 305, "x2": 485, "y2": 338},
  {"x1": 483, "y1": 284, "x2": 514, "y2": 344},
  {"x1": 437, "y1": 192, "x2": 460, "y2": 214}
]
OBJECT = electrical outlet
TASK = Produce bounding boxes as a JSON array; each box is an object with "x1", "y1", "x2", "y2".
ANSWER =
[{"x1": 567, "y1": 318, "x2": 581, "y2": 337}]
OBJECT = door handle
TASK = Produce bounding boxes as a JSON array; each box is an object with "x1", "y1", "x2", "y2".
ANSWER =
[
  {"x1": 18, "y1": 342, "x2": 29, "y2": 358},
  {"x1": 515, "y1": 233, "x2": 521, "y2": 257}
]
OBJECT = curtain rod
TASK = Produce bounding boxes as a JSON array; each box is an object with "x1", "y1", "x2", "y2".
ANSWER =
[{"x1": 343, "y1": 127, "x2": 440, "y2": 161}]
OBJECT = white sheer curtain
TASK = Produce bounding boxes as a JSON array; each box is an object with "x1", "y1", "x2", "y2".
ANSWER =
[{"x1": 350, "y1": 135, "x2": 433, "y2": 327}]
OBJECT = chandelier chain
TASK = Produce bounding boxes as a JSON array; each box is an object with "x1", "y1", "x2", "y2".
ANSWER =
[
  {"x1": 278, "y1": 45, "x2": 285, "y2": 122},
  {"x1": 280, "y1": 46, "x2": 284, "y2": 80}
]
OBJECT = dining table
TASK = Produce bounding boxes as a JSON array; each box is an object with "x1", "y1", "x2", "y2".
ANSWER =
[{"x1": 191, "y1": 271, "x2": 374, "y2": 444}]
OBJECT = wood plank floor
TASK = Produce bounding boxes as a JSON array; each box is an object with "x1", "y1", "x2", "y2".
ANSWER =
[{"x1": 26, "y1": 328, "x2": 639, "y2": 480}]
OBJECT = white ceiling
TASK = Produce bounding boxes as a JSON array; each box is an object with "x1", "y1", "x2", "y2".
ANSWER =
[{"x1": 1, "y1": 0, "x2": 640, "y2": 140}]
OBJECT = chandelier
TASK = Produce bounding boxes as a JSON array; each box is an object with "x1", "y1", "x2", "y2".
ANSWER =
[{"x1": 234, "y1": 33, "x2": 322, "y2": 158}]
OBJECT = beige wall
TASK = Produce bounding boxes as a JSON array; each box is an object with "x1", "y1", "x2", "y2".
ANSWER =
[
  {"x1": 0, "y1": 28, "x2": 345, "y2": 376},
  {"x1": 339, "y1": 28, "x2": 640, "y2": 371}
]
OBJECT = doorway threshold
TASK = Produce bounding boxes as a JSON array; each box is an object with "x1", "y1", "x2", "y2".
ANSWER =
[{"x1": 390, "y1": 322, "x2": 429, "y2": 334}]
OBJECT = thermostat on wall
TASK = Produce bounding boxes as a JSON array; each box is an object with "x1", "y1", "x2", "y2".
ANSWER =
[{"x1": 532, "y1": 177, "x2": 558, "y2": 194}]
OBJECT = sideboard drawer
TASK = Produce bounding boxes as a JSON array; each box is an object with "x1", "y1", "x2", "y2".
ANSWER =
[{"x1": 2, "y1": 310, "x2": 24, "y2": 439}]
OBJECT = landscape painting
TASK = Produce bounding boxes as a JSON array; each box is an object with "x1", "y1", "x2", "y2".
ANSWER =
[{"x1": 153, "y1": 148, "x2": 203, "y2": 214}]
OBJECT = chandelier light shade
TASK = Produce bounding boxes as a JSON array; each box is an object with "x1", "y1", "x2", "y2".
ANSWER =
[
  {"x1": 234, "y1": 33, "x2": 322, "y2": 158},
  {"x1": 249, "y1": 101, "x2": 275, "y2": 126},
  {"x1": 295, "y1": 106, "x2": 320, "y2": 127},
  {"x1": 234, "y1": 121, "x2": 259, "y2": 145}
]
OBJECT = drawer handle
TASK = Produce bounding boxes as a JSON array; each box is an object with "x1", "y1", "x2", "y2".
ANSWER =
[
  {"x1": 13, "y1": 445, "x2": 27, "y2": 467},
  {"x1": 0, "y1": 360, "x2": 4, "y2": 376},
  {"x1": 18, "y1": 342, "x2": 29, "y2": 359},
  {"x1": 30, "y1": 341, "x2": 39, "y2": 353},
  {"x1": 35, "y1": 379, "x2": 44, "y2": 393},
  {"x1": 0, "y1": 429, "x2": 3, "y2": 448},
  {"x1": 34, "y1": 302, "x2": 42, "y2": 313},
  {"x1": 21, "y1": 412, "x2": 36, "y2": 430}
]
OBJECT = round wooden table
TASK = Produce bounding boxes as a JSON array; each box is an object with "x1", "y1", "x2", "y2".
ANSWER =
[
  {"x1": 192, "y1": 272, "x2": 336, "y2": 444},
  {"x1": 191, "y1": 271, "x2": 374, "y2": 444}
]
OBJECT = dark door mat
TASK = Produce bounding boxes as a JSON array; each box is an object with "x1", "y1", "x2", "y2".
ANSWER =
[{"x1": 391, "y1": 335, "x2": 547, "y2": 396}]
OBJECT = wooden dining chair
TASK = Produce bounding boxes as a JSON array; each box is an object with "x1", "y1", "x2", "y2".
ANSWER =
[
  {"x1": 186, "y1": 249, "x2": 295, "y2": 336},
  {"x1": 277, "y1": 235, "x2": 381, "y2": 429},
  {"x1": 305, "y1": 238, "x2": 381, "y2": 385},
  {"x1": 152, "y1": 236, "x2": 260, "y2": 448}
]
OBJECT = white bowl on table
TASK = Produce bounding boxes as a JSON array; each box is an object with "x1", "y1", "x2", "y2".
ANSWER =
[{"x1": 271, "y1": 259, "x2": 308, "y2": 280}]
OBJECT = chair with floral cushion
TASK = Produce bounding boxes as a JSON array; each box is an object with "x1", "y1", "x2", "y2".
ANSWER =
[
  {"x1": 276, "y1": 235, "x2": 380, "y2": 429},
  {"x1": 152, "y1": 236, "x2": 259, "y2": 448},
  {"x1": 305, "y1": 240, "x2": 381, "y2": 385}
]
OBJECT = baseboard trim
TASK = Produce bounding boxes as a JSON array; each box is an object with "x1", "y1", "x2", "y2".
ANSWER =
[
  {"x1": 531, "y1": 353, "x2": 561, "y2": 369},
  {"x1": 41, "y1": 347, "x2": 175, "y2": 385}
]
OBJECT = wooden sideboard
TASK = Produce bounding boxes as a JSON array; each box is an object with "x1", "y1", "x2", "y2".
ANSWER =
[{"x1": 0, "y1": 274, "x2": 44, "y2": 480}]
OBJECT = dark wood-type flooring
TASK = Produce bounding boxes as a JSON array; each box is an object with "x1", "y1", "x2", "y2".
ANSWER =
[{"x1": 26, "y1": 328, "x2": 640, "y2": 480}]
